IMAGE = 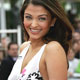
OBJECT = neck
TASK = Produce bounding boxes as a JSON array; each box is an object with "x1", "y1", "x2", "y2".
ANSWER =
[{"x1": 30, "y1": 39, "x2": 44, "y2": 50}]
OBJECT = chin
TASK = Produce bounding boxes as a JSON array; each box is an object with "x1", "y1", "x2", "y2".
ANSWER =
[{"x1": 30, "y1": 36, "x2": 42, "y2": 40}]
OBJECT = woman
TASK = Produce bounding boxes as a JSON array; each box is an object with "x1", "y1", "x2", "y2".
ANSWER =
[{"x1": 8, "y1": 0, "x2": 73, "y2": 80}]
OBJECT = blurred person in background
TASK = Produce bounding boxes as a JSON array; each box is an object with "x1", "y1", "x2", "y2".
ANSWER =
[
  {"x1": 72, "y1": 32, "x2": 80, "y2": 42},
  {"x1": 68, "y1": 48, "x2": 79, "y2": 78},
  {"x1": 0, "y1": 45, "x2": 5, "y2": 65},
  {"x1": 72, "y1": 41, "x2": 79, "y2": 54},
  {"x1": 75, "y1": 41, "x2": 80, "y2": 59},
  {"x1": 0, "y1": 42, "x2": 18, "y2": 80},
  {"x1": 78, "y1": 38, "x2": 80, "y2": 52},
  {"x1": 74, "y1": 17, "x2": 80, "y2": 33},
  {"x1": 72, "y1": 32, "x2": 80, "y2": 59},
  {"x1": 1, "y1": 37, "x2": 11, "y2": 56}
]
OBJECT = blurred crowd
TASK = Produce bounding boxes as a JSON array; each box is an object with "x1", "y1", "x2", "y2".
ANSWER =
[
  {"x1": 67, "y1": 12, "x2": 80, "y2": 78},
  {"x1": 0, "y1": 37, "x2": 18, "y2": 80}
]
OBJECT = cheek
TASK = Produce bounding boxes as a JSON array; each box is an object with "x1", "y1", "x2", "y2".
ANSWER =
[
  {"x1": 23, "y1": 21, "x2": 30, "y2": 28},
  {"x1": 40, "y1": 22, "x2": 50, "y2": 29}
]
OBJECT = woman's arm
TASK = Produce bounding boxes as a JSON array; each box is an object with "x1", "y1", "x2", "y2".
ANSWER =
[{"x1": 45, "y1": 41, "x2": 68, "y2": 80}]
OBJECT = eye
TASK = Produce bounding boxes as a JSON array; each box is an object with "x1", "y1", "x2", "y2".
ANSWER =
[
  {"x1": 25, "y1": 16, "x2": 32, "y2": 20},
  {"x1": 39, "y1": 17, "x2": 47, "y2": 21}
]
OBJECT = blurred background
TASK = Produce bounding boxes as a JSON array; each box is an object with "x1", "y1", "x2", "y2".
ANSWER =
[{"x1": 0, "y1": 0, "x2": 80, "y2": 80}]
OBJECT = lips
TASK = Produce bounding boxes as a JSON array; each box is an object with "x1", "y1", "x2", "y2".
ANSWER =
[{"x1": 30, "y1": 28, "x2": 41, "y2": 34}]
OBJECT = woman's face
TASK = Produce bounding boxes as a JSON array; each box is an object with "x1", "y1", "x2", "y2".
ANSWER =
[
  {"x1": 68, "y1": 49, "x2": 75, "y2": 60},
  {"x1": 23, "y1": 4, "x2": 55, "y2": 41}
]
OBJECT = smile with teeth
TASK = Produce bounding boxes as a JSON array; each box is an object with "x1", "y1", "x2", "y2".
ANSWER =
[{"x1": 30, "y1": 28, "x2": 41, "y2": 33}]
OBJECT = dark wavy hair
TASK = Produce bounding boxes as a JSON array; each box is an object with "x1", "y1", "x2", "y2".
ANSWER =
[{"x1": 20, "y1": 0, "x2": 74, "y2": 56}]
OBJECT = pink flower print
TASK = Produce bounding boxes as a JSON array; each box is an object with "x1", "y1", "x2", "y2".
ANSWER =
[{"x1": 21, "y1": 68, "x2": 26, "y2": 77}]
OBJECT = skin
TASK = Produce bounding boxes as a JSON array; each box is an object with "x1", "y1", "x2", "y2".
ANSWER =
[
  {"x1": 23, "y1": 4, "x2": 55, "y2": 41},
  {"x1": 20, "y1": 4, "x2": 67, "y2": 80},
  {"x1": 8, "y1": 44, "x2": 18, "y2": 57},
  {"x1": 0, "y1": 51, "x2": 4, "y2": 61},
  {"x1": 67, "y1": 49, "x2": 75, "y2": 61}
]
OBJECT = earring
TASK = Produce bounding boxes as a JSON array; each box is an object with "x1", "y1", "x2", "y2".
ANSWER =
[
  {"x1": 51, "y1": 23, "x2": 54, "y2": 27},
  {"x1": 50, "y1": 25, "x2": 54, "y2": 28}
]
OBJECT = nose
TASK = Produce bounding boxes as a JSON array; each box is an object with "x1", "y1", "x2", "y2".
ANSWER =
[{"x1": 31, "y1": 20, "x2": 38, "y2": 28}]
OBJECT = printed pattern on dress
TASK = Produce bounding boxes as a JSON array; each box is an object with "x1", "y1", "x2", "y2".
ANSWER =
[{"x1": 26, "y1": 70, "x2": 43, "y2": 80}]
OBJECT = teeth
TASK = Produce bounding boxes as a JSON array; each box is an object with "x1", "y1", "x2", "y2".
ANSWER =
[{"x1": 30, "y1": 29, "x2": 41, "y2": 32}]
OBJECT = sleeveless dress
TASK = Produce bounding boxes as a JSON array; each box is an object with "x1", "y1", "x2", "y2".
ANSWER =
[{"x1": 8, "y1": 42, "x2": 46, "y2": 80}]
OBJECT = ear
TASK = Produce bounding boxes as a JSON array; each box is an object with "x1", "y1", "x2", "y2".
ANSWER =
[{"x1": 50, "y1": 18, "x2": 57, "y2": 26}]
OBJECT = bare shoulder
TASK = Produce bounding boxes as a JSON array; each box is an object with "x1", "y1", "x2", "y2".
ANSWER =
[
  {"x1": 44, "y1": 41, "x2": 67, "y2": 80},
  {"x1": 20, "y1": 41, "x2": 30, "y2": 53},
  {"x1": 45, "y1": 41, "x2": 66, "y2": 55},
  {"x1": 45, "y1": 41, "x2": 67, "y2": 61}
]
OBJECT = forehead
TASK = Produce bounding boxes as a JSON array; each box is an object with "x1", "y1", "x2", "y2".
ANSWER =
[
  {"x1": 10, "y1": 44, "x2": 17, "y2": 47},
  {"x1": 24, "y1": 4, "x2": 50, "y2": 15}
]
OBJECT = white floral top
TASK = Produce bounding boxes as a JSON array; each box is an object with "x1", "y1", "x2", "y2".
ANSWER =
[{"x1": 8, "y1": 42, "x2": 46, "y2": 80}]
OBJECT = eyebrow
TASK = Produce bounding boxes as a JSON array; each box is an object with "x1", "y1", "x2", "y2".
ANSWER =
[
  {"x1": 24, "y1": 13, "x2": 32, "y2": 16},
  {"x1": 39, "y1": 14, "x2": 48, "y2": 17},
  {"x1": 24, "y1": 13, "x2": 48, "y2": 17}
]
